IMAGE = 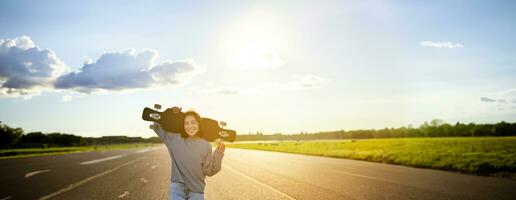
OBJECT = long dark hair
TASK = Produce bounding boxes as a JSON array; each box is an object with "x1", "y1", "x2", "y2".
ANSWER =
[{"x1": 181, "y1": 110, "x2": 204, "y2": 138}]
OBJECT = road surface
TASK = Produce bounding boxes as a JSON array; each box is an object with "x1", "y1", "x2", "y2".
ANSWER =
[{"x1": 0, "y1": 145, "x2": 515, "y2": 200}]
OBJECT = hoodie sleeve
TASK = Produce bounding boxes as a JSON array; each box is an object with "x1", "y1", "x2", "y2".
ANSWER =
[
  {"x1": 152, "y1": 122, "x2": 174, "y2": 142},
  {"x1": 202, "y1": 143, "x2": 224, "y2": 177}
]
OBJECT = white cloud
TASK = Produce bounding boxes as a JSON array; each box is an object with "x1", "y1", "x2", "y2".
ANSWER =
[
  {"x1": 214, "y1": 87, "x2": 241, "y2": 95},
  {"x1": 54, "y1": 48, "x2": 203, "y2": 93},
  {"x1": 61, "y1": 95, "x2": 73, "y2": 102},
  {"x1": 480, "y1": 97, "x2": 496, "y2": 103},
  {"x1": 203, "y1": 74, "x2": 324, "y2": 96},
  {"x1": 0, "y1": 36, "x2": 204, "y2": 98},
  {"x1": 500, "y1": 88, "x2": 516, "y2": 97},
  {"x1": 0, "y1": 36, "x2": 69, "y2": 97},
  {"x1": 203, "y1": 84, "x2": 257, "y2": 96},
  {"x1": 290, "y1": 74, "x2": 324, "y2": 89},
  {"x1": 480, "y1": 88, "x2": 516, "y2": 110},
  {"x1": 268, "y1": 74, "x2": 324, "y2": 90},
  {"x1": 420, "y1": 41, "x2": 464, "y2": 49}
]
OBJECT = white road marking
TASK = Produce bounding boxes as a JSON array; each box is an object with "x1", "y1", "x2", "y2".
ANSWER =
[
  {"x1": 136, "y1": 147, "x2": 160, "y2": 154},
  {"x1": 0, "y1": 196, "x2": 12, "y2": 200},
  {"x1": 38, "y1": 156, "x2": 148, "y2": 200},
  {"x1": 118, "y1": 191, "x2": 129, "y2": 198},
  {"x1": 223, "y1": 164, "x2": 296, "y2": 200},
  {"x1": 332, "y1": 169, "x2": 397, "y2": 183},
  {"x1": 140, "y1": 178, "x2": 148, "y2": 183},
  {"x1": 136, "y1": 149, "x2": 150, "y2": 153},
  {"x1": 25, "y1": 170, "x2": 52, "y2": 178},
  {"x1": 79, "y1": 154, "x2": 126, "y2": 165}
]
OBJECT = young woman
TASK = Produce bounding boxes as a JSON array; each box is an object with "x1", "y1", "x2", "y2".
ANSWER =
[{"x1": 152, "y1": 110, "x2": 225, "y2": 200}]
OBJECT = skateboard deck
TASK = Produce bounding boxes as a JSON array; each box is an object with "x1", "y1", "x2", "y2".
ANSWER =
[{"x1": 142, "y1": 105, "x2": 236, "y2": 142}]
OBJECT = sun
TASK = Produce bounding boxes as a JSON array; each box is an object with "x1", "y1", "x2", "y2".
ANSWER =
[
  {"x1": 227, "y1": 40, "x2": 283, "y2": 70},
  {"x1": 220, "y1": 11, "x2": 287, "y2": 70}
]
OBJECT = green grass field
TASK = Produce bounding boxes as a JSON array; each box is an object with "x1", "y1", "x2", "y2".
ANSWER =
[
  {"x1": 226, "y1": 137, "x2": 516, "y2": 178},
  {"x1": 0, "y1": 143, "x2": 160, "y2": 159}
]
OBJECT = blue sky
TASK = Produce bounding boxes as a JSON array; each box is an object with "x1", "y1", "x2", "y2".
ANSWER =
[{"x1": 1, "y1": 0, "x2": 515, "y2": 137}]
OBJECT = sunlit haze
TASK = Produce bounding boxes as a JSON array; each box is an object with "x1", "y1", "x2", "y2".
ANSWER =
[{"x1": 1, "y1": 0, "x2": 516, "y2": 137}]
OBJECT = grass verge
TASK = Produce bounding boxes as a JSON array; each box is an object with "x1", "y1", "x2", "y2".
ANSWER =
[{"x1": 226, "y1": 137, "x2": 516, "y2": 179}]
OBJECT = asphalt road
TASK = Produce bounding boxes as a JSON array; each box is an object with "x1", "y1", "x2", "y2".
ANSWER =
[{"x1": 0, "y1": 145, "x2": 515, "y2": 200}]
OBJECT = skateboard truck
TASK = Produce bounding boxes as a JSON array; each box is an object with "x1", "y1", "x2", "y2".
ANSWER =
[
  {"x1": 218, "y1": 131, "x2": 229, "y2": 138},
  {"x1": 149, "y1": 104, "x2": 162, "y2": 129},
  {"x1": 149, "y1": 113, "x2": 161, "y2": 120},
  {"x1": 218, "y1": 121, "x2": 229, "y2": 138}
]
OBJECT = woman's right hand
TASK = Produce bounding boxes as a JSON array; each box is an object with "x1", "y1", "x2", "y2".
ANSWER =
[
  {"x1": 152, "y1": 122, "x2": 161, "y2": 130},
  {"x1": 216, "y1": 142, "x2": 225, "y2": 154}
]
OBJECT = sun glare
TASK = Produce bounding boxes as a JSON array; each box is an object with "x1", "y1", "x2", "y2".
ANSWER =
[
  {"x1": 221, "y1": 11, "x2": 286, "y2": 70},
  {"x1": 227, "y1": 41, "x2": 283, "y2": 70}
]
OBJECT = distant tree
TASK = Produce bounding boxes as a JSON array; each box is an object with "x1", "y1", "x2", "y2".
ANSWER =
[
  {"x1": 441, "y1": 123, "x2": 454, "y2": 137},
  {"x1": 494, "y1": 121, "x2": 513, "y2": 136},
  {"x1": 0, "y1": 122, "x2": 24, "y2": 149},
  {"x1": 47, "y1": 133, "x2": 82, "y2": 146},
  {"x1": 19, "y1": 132, "x2": 48, "y2": 148}
]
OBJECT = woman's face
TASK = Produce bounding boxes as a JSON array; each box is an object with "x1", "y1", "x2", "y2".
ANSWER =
[{"x1": 184, "y1": 115, "x2": 200, "y2": 136}]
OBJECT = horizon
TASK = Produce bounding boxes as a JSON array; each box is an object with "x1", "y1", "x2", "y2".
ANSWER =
[
  {"x1": 2, "y1": 118, "x2": 513, "y2": 138},
  {"x1": 1, "y1": 0, "x2": 516, "y2": 138}
]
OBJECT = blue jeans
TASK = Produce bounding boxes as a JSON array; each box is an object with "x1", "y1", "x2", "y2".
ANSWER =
[{"x1": 170, "y1": 182, "x2": 204, "y2": 200}]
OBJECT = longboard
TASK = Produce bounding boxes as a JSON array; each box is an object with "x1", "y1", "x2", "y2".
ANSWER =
[{"x1": 142, "y1": 105, "x2": 236, "y2": 142}]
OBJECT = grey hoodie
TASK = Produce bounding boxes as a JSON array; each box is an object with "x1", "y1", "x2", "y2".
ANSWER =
[{"x1": 152, "y1": 122, "x2": 224, "y2": 193}]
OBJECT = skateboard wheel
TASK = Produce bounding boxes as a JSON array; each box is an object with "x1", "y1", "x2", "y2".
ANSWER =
[
  {"x1": 154, "y1": 104, "x2": 162, "y2": 110},
  {"x1": 219, "y1": 121, "x2": 227, "y2": 127}
]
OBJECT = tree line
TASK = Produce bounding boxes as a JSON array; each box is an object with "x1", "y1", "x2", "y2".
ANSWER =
[
  {"x1": 0, "y1": 121, "x2": 160, "y2": 149},
  {"x1": 3, "y1": 119, "x2": 516, "y2": 147},
  {"x1": 236, "y1": 119, "x2": 516, "y2": 141}
]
